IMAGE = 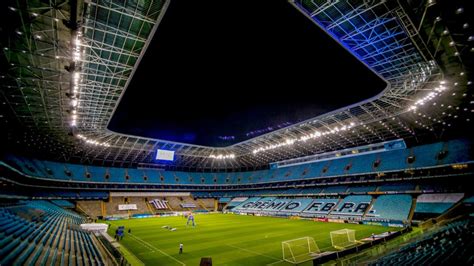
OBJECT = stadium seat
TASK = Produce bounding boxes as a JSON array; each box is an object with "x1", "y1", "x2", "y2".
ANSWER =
[
  {"x1": 370, "y1": 219, "x2": 473, "y2": 265},
  {"x1": 366, "y1": 195, "x2": 412, "y2": 222},
  {"x1": 0, "y1": 201, "x2": 105, "y2": 265}
]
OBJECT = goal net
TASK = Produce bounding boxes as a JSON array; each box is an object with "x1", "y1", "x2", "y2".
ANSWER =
[
  {"x1": 282, "y1": 236, "x2": 320, "y2": 264},
  {"x1": 330, "y1": 229, "x2": 358, "y2": 249}
]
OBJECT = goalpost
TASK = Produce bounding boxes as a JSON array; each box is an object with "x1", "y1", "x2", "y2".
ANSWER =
[
  {"x1": 282, "y1": 236, "x2": 320, "y2": 264},
  {"x1": 330, "y1": 229, "x2": 360, "y2": 249}
]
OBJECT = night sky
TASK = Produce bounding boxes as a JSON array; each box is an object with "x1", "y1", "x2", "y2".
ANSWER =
[{"x1": 108, "y1": 0, "x2": 386, "y2": 147}]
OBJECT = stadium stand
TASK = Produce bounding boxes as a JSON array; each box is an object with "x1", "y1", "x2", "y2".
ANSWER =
[
  {"x1": 50, "y1": 200, "x2": 75, "y2": 208},
  {"x1": 76, "y1": 201, "x2": 103, "y2": 219},
  {"x1": 330, "y1": 195, "x2": 372, "y2": 218},
  {"x1": 347, "y1": 186, "x2": 377, "y2": 193},
  {"x1": 230, "y1": 195, "x2": 416, "y2": 223},
  {"x1": 366, "y1": 195, "x2": 412, "y2": 222},
  {"x1": 370, "y1": 219, "x2": 474, "y2": 265},
  {"x1": 3, "y1": 139, "x2": 472, "y2": 186},
  {"x1": 378, "y1": 183, "x2": 416, "y2": 192},
  {"x1": 321, "y1": 185, "x2": 348, "y2": 194},
  {"x1": 1, "y1": 0, "x2": 473, "y2": 264},
  {"x1": 0, "y1": 139, "x2": 472, "y2": 262},
  {"x1": 413, "y1": 193, "x2": 465, "y2": 221},
  {"x1": 0, "y1": 201, "x2": 104, "y2": 265}
]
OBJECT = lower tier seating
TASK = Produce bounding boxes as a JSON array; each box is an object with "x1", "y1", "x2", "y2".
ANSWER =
[
  {"x1": 370, "y1": 219, "x2": 474, "y2": 265},
  {"x1": 232, "y1": 195, "x2": 413, "y2": 222},
  {"x1": 0, "y1": 200, "x2": 105, "y2": 265}
]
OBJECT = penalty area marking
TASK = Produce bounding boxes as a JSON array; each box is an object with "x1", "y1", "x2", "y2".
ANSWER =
[
  {"x1": 226, "y1": 244, "x2": 280, "y2": 260},
  {"x1": 128, "y1": 233, "x2": 186, "y2": 266},
  {"x1": 266, "y1": 259, "x2": 285, "y2": 266}
]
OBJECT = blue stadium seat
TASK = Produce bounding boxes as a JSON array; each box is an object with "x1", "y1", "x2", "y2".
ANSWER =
[
  {"x1": 367, "y1": 195, "x2": 412, "y2": 221},
  {"x1": 370, "y1": 219, "x2": 473, "y2": 265},
  {"x1": 322, "y1": 185, "x2": 348, "y2": 194},
  {"x1": 347, "y1": 186, "x2": 376, "y2": 193},
  {"x1": 1, "y1": 138, "x2": 472, "y2": 187},
  {"x1": 330, "y1": 195, "x2": 372, "y2": 218},
  {"x1": 378, "y1": 183, "x2": 415, "y2": 192}
]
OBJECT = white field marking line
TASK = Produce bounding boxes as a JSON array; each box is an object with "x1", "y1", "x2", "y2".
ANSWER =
[
  {"x1": 128, "y1": 233, "x2": 186, "y2": 266},
  {"x1": 266, "y1": 259, "x2": 285, "y2": 266},
  {"x1": 265, "y1": 229, "x2": 374, "y2": 266},
  {"x1": 266, "y1": 246, "x2": 335, "y2": 266},
  {"x1": 138, "y1": 250, "x2": 156, "y2": 255},
  {"x1": 129, "y1": 236, "x2": 154, "y2": 251},
  {"x1": 226, "y1": 244, "x2": 280, "y2": 260}
]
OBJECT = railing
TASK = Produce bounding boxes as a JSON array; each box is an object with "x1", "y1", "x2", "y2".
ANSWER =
[
  {"x1": 92, "y1": 233, "x2": 119, "y2": 266},
  {"x1": 331, "y1": 227, "x2": 424, "y2": 265},
  {"x1": 96, "y1": 233, "x2": 130, "y2": 266}
]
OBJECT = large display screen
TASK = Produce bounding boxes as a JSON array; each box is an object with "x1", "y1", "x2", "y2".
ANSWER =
[{"x1": 156, "y1": 149, "x2": 175, "y2": 161}]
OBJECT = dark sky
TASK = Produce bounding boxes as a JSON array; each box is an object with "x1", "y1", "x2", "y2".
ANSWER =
[{"x1": 108, "y1": 0, "x2": 386, "y2": 147}]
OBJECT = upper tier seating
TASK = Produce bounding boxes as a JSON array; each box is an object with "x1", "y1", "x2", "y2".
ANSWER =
[
  {"x1": 2, "y1": 139, "x2": 472, "y2": 185},
  {"x1": 378, "y1": 183, "x2": 415, "y2": 192}
]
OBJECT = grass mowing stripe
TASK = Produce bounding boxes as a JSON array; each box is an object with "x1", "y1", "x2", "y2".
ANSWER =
[
  {"x1": 226, "y1": 244, "x2": 280, "y2": 260},
  {"x1": 117, "y1": 242, "x2": 145, "y2": 266},
  {"x1": 128, "y1": 233, "x2": 186, "y2": 265},
  {"x1": 107, "y1": 214, "x2": 395, "y2": 265}
]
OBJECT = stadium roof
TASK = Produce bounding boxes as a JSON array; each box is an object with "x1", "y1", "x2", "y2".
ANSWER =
[
  {"x1": 108, "y1": 0, "x2": 386, "y2": 148},
  {"x1": 0, "y1": 0, "x2": 472, "y2": 171}
]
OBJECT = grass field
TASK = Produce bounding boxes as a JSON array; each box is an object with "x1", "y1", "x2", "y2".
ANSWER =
[{"x1": 106, "y1": 213, "x2": 393, "y2": 266}]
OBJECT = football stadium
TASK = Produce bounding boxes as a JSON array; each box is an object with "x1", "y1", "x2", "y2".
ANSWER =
[{"x1": 0, "y1": 0, "x2": 473, "y2": 265}]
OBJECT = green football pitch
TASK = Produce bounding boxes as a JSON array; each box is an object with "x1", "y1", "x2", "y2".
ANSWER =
[{"x1": 106, "y1": 213, "x2": 392, "y2": 266}]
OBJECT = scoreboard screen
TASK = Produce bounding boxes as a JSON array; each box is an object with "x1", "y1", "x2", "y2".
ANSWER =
[{"x1": 156, "y1": 149, "x2": 175, "y2": 161}]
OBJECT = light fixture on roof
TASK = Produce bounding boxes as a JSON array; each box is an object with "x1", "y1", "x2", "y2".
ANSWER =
[
  {"x1": 456, "y1": 7, "x2": 464, "y2": 14},
  {"x1": 253, "y1": 123, "x2": 356, "y2": 155},
  {"x1": 209, "y1": 154, "x2": 235, "y2": 160},
  {"x1": 76, "y1": 134, "x2": 110, "y2": 147},
  {"x1": 73, "y1": 51, "x2": 80, "y2": 61}
]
